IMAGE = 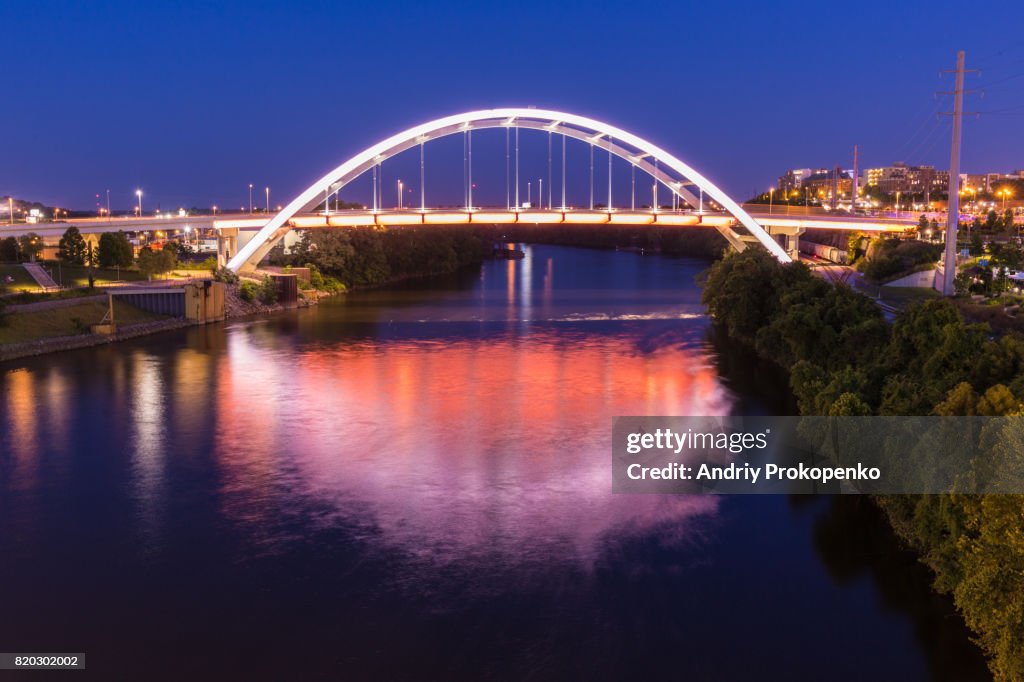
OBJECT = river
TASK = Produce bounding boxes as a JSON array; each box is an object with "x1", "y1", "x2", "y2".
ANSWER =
[{"x1": 0, "y1": 244, "x2": 989, "y2": 680}]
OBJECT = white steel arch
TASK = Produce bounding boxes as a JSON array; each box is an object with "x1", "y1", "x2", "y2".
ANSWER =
[{"x1": 227, "y1": 108, "x2": 791, "y2": 272}]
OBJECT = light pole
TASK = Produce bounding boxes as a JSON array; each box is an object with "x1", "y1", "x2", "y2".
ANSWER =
[
  {"x1": 7, "y1": 196, "x2": 13, "y2": 225},
  {"x1": 527, "y1": 181, "x2": 531, "y2": 206},
  {"x1": 106, "y1": 189, "x2": 111, "y2": 218},
  {"x1": 999, "y1": 188, "x2": 1012, "y2": 212},
  {"x1": 136, "y1": 189, "x2": 143, "y2": 217},
  {"x1": 538, "y1": 179, "x2": 543, "y2": 209},
  {"x1": 895, "y1": 191, "x2": 901, "y2": 218},
  {"x1": 212, "y1": 205, "x2": 218, "y2": 216},
  {"x1": 265, "y1": 187, "x2": 270, "y2": 214},
  {"x1": 768, "y1": 187, "x2": 775, "y2": 215},
  {"x1": 397, "y1": 180, "x2": 403, "y2": 209},
  {"x1": 248, "y1": 183, "x2": 253, "y2": 213}
]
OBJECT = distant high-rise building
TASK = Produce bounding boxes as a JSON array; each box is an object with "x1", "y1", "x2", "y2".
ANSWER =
[
  {"x1": 777, "y1": 168, "x2": 820, "y2": 194},
  {"x1": 802, "y1": 169, "x2": 852, "y2": 202},
  {"x1": 863, "y1": 162, "x2": 948, "y2": 197}
]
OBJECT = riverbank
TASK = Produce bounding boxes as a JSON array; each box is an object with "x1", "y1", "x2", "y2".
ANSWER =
[
  {"x1": 701, "y1": 248, "x2": 1024, "y2": 679},
  {"x1": 0, "y1": 317, "x2": 193, "y2": 362},
  {"x1": 0, "y1": 278, "x2": 324, "y2": 363}
]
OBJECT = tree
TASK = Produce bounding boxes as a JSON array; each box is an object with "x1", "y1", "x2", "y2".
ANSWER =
[
  {"x1": 970, "y1": 232, "x2": 984, "y2": 256},
  {"x1": 953, "y1": 495, "x2": 1024, "y2": 681},
  {"x1": 257, "y1": 276, "x2": 278, "y2": 304},
  {"x1": 97, "y1": 231, "x2": 134, "y2": 268},
  {"x1": 827, "y1": 392, "x2": 873, "y2": 416},
  {"x1": 846, "y1": 232, "x2": 865, "y2": 263},
  {"x1": 0, "y1": 236, "x2": 18, "y2": 262},
  {"x1": 918, "y1": 214, "x2": 930, "y2": 237},
  {"x1": 57, "y1": 226, "x2": 88, "y2": 264},
  {"x1": 136, "y1": 246, "x2": 176, "y2": 280},
  {"x1": 18, "y1": 233, "x2": 43, "y2": 262}
]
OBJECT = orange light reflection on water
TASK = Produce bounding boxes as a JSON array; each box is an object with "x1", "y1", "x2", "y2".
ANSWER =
[{"x1": 212, "y1": 329, "x2": 730, "y2": 570}]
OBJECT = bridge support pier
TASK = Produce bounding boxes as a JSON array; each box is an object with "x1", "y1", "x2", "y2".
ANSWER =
[
  {"x1": 731, "y1": 225, "x2": 803, "y2": 260},
  {"x1": 765, "y1": 225, "x2": 804, "y2": 261},
  {"x1": 216, "y1": 229, "x2": 238, "y2": 268}
]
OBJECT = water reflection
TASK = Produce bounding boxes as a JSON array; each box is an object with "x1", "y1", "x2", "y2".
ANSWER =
[
  {"x1": 130, "y1": 351, "x2": 167, "y2": 543},
  {"x1": 211, "y1": 330, "x2": 727, "y2": 572},
  {"x1": 4, "y1": 369, "x2": 39, "y2": 489}
]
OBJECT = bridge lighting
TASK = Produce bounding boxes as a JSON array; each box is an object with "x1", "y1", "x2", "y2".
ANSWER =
[
  {"x1": 226, "y1": 107, "x2": 797, "y2": 272},
  {"x1": 135, "y1": 189, "x2": 142, "y2": 217}
]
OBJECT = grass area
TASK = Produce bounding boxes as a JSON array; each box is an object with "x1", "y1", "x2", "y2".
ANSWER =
[
  {"x1": 171, "y1": 267, "x2": 214, "y2": 278},
  {"x1": 3, "y1": 288, "x2": 106, "y2": 305},
  {"x1": 0, "y1": 300, "x2": 165, "y2": 344},
  {"x1": 877, "y1": 285, "x2": 942, "y2": 307},
  {"x1": 43, "y1": 263, "x2": 149, "y2": 288},
  {"x1": 4, "y1": 262, "x2": 205, "y2": 293},
  {"x1": 0, "y1": 264, "x2": 43, "y2": 292}
]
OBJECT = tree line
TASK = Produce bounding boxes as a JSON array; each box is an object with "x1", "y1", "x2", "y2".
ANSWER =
[{"x1": 702, "y1": 249, "x2": 1024, "y2": 680}]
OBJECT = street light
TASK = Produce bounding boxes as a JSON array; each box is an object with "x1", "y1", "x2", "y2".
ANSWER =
[
  {"x1": 998, "y1": 188, "x2": 1013, "y2": 212},
  {"x1": 265, "y1": 186, "x2": 270, "y2": 213},
  {"x1": 895, "y1": 190, "x2": 901, "y2": 218},
  {"x1": 397, "y1": 179, "x2": 403, "y2": 209},
  {"x1": 768, "y1": 187, "x2": 775, "y2": 215},
  {"x1": 212, "y1": 205, "x2": 218, "y2": 216},
  {"x1": 136, "y1": 189, "x2": 143, "y2": 217},
  {"x1": 248, "y1": 183, "x2": 254, "y2": 213}
]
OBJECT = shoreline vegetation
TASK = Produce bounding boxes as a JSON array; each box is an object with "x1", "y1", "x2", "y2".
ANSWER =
[{"x1": 702, "y1": 249, "x2": 1024, "y2": 680}]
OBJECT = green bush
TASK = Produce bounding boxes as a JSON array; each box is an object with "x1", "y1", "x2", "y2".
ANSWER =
[
  {"x1": 257, "y1": 276, "x2": 278, "y2": 304},
  {"x1": 239, "y1": 281, "x2": 258, "y2": 302},
  {"x1": 305, "y1": 264, "x2": 346, "y2": 294},
  {"x1": 214, "y1": 266, "x2": 239, "y2": 284},
  {"x1": 178, "y1": 256, "x2": 218, "y2": 271}
]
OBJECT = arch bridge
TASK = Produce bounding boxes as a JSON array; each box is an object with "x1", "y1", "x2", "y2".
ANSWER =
[{"x1": 225, "y1": 109, "x2": 916, "y2": 273}]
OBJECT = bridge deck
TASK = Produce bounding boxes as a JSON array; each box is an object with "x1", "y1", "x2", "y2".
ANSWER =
[
  {"x1": 0, "y1": 208, "x2": 918, "y2": 241},
  {"x1": 281, "y1": 209, "x2": 917, "y2": 233}
]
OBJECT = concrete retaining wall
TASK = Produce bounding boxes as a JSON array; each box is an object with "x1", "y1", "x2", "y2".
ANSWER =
[{"x1": 885, "y1": 267, "x2": 937, "y2": 289}]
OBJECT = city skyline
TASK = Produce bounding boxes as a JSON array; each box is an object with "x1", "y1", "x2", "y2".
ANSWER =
[{"x1": 2, "y1": 0, "x2": 1024, "y2": 211}]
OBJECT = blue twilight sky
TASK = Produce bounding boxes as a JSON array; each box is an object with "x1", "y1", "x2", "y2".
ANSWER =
[{"x1": 2, "y1": 0, "x2": 1024, "y2": 212}]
